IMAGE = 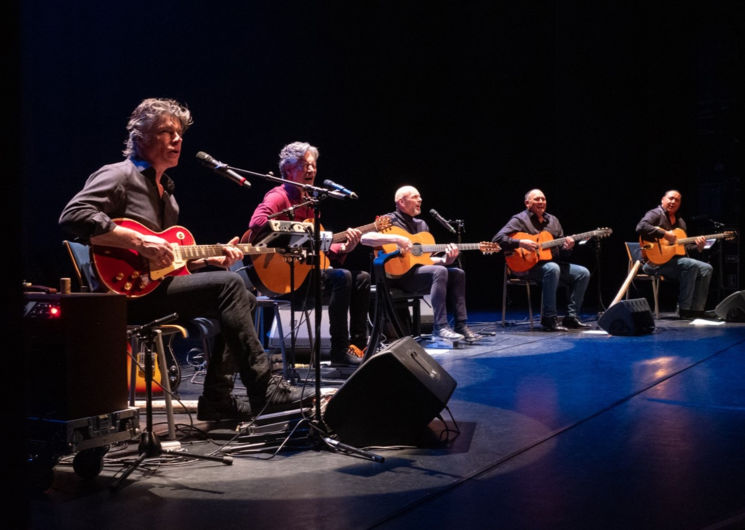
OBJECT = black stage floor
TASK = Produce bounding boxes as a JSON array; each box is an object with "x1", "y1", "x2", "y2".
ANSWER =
[{"x1": 26, "y1": 310, "x2": 745, "y2": 530}]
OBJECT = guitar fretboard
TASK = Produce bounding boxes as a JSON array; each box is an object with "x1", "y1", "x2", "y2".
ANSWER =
[
  {"x1": 175, "y1": 244, "x2": 276, "y2": 260},
  {"x1": 541, "y1": 230, "x2": 608, "y2": 250}
]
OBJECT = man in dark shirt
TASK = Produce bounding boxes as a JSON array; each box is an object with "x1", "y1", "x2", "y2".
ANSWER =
[
  {"x1": 636, "y1": 189, "x2": 714, "y2": 319},
  {"x1": 59, "y1": 98, "x2": 308, "y2": 421},
  {"x1": 361, "y1": 185, "x2": 481, "y2": 342},
  {"x1": 493, "y1": 189, "x2": 590, "y2": 331},
  {"x1": 247, "y1": 141, "x2": 370, "y2": 366}
]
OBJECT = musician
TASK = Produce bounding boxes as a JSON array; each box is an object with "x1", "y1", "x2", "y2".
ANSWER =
[
  {"x1": 59, "y1": 97, "x2": 308, "y2": 421},
  {"x1": 636, "y1": 189, "x2": 714, "y2": 319},
  {"x1": 493, "y1": 189, "x2": 591, "y2": 331},
  {"x1": 247, "y1": 141, "x2": 370, "y2": 366},
  {"x1": 360, "y1": 185, "x2": 481, "y2": 342}
]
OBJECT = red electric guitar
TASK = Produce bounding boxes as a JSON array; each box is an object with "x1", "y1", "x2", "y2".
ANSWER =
[{"x1": 91, "y1": 218, "x2": 281, "y2": 298}]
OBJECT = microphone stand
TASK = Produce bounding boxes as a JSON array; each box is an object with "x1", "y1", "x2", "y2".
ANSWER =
[
  {"x1": 452, "y1": 218, "x2": 465, "y2": 269},
  {"x1": 227, "y1": 164, "x2": 383, "y2": 462}
]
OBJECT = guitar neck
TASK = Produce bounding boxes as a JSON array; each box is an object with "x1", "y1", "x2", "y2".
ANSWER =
[
  {"x1": 175, "y1": 243, "x2": 277, "y2": 260},
  {"x1": 418, "y1": 242, "x2": 484, "y2": 253},
  {"x1": 331, "y1": 221, "x2": 381, "y2": 244},
  {"x1": 541, "y1": 230, "x2": 602, "y2": 250},
  {"x1": 677, "y1": 233, "x2": 728, "y2": 245}
]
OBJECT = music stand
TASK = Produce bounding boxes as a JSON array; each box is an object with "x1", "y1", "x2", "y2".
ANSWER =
[{"x1": 111, "y1": 313, "x2": 232, "y2": 491}]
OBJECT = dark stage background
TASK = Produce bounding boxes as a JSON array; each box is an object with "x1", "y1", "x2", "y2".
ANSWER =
[{"x1": 16, "y1": 1, "x2": 745, "y2": 312}]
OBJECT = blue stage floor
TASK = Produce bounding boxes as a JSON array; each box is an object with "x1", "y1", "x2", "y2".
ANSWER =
[{"x1": 27, "y1": 311, "x2": 745, "y2": 530}]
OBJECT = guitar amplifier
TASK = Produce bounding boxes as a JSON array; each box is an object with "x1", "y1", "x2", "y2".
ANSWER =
[
  {"x1": 23, "y1": 293, "x2": 128, "y2": 419},
  {"x1": 255, "y1": 220, "x2": 314, "y2": 248}
]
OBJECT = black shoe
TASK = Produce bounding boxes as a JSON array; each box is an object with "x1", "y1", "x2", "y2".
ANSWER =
[
  {"x1": 541, "y1": 316, "x2": 568, "y2": 332},
  {"x1": 699, "y1": 310, "x2": 721, "y2": 320},
  {"x1": 454, "y1": 324, "x2": 482, "y2": 342},
  {"x1": 330, "y1": 346, "x2": 364, "y2": 367},
  {"x1": 197, "y1": 395, "x2": 253, "y2": 421},
  {"x1": 250, "y1": 375, "x2": 312, "y2": 415},
  {"x1": 678, "y1": 309, "x2": 697, "y2": 320},
  {"x1": 562, "y1": 316, "x2": 591, "y2": 329}
]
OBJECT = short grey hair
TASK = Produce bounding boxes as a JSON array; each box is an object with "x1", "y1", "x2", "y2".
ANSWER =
[
  {"x1": 123, "y1": 98, "x2": 193, "y2": 158},
  {"x1": 278, "y1": 141, "x2": 319, "y2": 178}
]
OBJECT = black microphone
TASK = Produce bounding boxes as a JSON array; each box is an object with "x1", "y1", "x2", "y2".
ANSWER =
[
  {"x1": 323, "y1": 179, "x2": 358, "y2": 199},
  {"x1": 429, "y1": 209, "x2": 456, "y2": 234},
  {"x1": 196, "y1": 151, "x2": 251, "y2": 188}
]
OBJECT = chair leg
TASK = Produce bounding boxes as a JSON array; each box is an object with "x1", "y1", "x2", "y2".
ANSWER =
[
  {"x1": 153, "y1": 330, "x2": 176, "y2": 441},
  {"x1": 501, "y1": 269, "x2": 508, "y2": 327},
  {"x1": 526, "y1": 282, "x2": 533, "y2": 330},
  {"x1": 652, "y1": 278, "x2": 660, "y2": 319},
  {"x1": 273, "y1": 302, "x2": 289, "y2": 379}
]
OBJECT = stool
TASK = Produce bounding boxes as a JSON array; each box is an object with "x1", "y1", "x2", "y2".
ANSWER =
[{"x1": 128, "y1": 324, "x2": 187, "y2": 440}]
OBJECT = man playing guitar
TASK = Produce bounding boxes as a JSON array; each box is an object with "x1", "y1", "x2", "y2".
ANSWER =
[
  {"x1": 246, "y1": 141, "x2": 370, "y2": 367},
  {"x1": 493, "y1": 189, "x2": 591, "y2": 331},
  {"x1": 636, "y1": 189, "x2": 715, "y2": 319},
  {"x1": 59, "y1": 98, "x2": 309, "y2": 422},
  {"x1": 361, "y1": 185, "x2": 483, "y2": 342}
]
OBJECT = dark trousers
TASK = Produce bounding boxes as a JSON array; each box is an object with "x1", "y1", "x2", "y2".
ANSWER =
[
  {"x1": 127, "y1": 270, "x2": 270, "y2": 401},
  {"x1": 323, "y1": 268, "x2": 371, "y2": 355}
]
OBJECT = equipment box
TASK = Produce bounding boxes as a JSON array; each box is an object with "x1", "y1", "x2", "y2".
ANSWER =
[{"x1": 27, "y1": 407, "x2": 140, "y2": 490}]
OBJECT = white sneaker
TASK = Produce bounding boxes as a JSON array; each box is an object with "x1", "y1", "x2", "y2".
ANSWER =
[{"x1": 435, "y1": 327, "x2": 464, "y2": 341}]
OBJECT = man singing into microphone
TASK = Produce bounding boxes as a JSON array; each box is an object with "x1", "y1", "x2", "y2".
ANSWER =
[
  {"x1": 59, "y1": 98, "x2": 309, "y2": 421},
  {"x1": 246, "y1": 141, "x2": 370, "y2": 366},
  {"x1": 361, "y1": 185, "x2": 481, "y2": 342}
]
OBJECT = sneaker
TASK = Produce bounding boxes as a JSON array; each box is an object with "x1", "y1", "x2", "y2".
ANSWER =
[
  {"x1": 250, "y1": 375, "x2": 312, "y2": 415},
  {"x1": 434, "y1": 326, "x2": 464, "y2": 341},
  {"x1": 197, "y1": 395, "x2": 253, "y2": 421},
  {"x1": 330, "y1": 346, "x2": 364, "y2": 367},
  {"x1": 454, "y1": 324, "x2": 482, "y2": 342}
]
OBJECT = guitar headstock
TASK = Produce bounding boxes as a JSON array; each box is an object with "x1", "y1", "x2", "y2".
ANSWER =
[
  {"x1": 375, "y1": 215, "x2": 393, "y2": 232},
  {"x1": 595, "y1": 227, "x2": 613, "y2": 239},
  {"x1": 724, "y1": 230, "x2": 738, "y2": 240},
  {"x1": 479, "y1": 242, "x2": 502, "y2": 254}
]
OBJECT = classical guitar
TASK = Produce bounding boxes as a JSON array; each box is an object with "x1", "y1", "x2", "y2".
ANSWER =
[
  {"x1": 505, "y1": 227, "x2": 613, "y2": 272},
  {"x1": 240, "y1": 216, "x2": 392, "y2": 296},
  {"x1": 378, "y1": 226, "x2": 501, "y2": 278},
  {"x1": 640, "y1": 228, "x2": 737, "y2": 265},
  {"x1": 91, "y1": 218, "x2": 281, "y2": 298}
]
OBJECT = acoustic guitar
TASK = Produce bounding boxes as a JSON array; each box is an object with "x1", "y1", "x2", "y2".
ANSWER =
[
  {"x1": 640, "y1": 228, "x2": 737, "y2": 265},
  {"x1": 240, "y1": 216, "x2": 392, "y2": 296},
  {"x1": 91, "y1": 218, "x2": 280, "y2": 298},
  {"x1": 505, "y1": 227, "x2": 613, "y2": 272},
  {"x1": 378, "y1": 226, "x2": 501, "y2": 278}
]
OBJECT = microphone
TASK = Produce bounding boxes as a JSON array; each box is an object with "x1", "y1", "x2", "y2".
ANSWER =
[
  {"x1": 429, "y1": 209, "x2": 456, "y2": 234},
  {"x1": 196, "y1": 151, "x2": 251, "y2": 188},
  {"x1": 323, "y1": 179, "x2": 358, "y2": 199}
]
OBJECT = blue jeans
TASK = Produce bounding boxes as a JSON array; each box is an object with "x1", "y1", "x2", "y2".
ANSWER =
[
  {"x1": 127, "y1": 270, "x2": 270, "y2": 401},
  {"x1": 523, "y1": 261, "x2": 590, "y2": 319},
  {"x1": 643, "y1": 256, "x2": 712, "y2": 311}
]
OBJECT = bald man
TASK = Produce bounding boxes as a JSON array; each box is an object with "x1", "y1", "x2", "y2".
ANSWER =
[
  {"x1": 493, "y1": 189, "x2": 591, "y2": 331},
  {"x1": 362, "y1": 185, "x2": 480, "y2": 342},
  {"x1": 636, "y1": 189, "x2": 714, "y2": 319}
]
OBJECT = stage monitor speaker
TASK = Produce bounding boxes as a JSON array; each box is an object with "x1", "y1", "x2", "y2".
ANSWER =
[
  {"x1": 598, "y1": 298, "x2": 655, "y2": 336},
  {"x1": 714, "y1": 290, "x2": 745, "y2": 322},
  {"x1": 23, "y1": 293, "x2": 128, "y2": 419},
  {"x1": 323, "y1": 336, "x2": 457, "y2": 447}
]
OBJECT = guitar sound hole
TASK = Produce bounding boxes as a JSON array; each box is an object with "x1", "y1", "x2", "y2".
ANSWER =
[{"x1": 411, "y1": 245, "x2": 423, "y2": 257}]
